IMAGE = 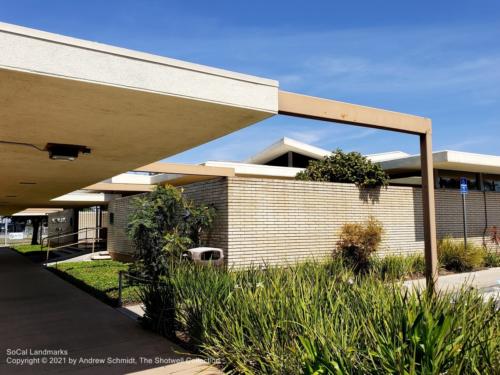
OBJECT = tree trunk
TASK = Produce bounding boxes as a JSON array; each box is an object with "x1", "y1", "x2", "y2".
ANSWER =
[{"x1": 31, "y1": 218, "x2": 41, "y2": 245}]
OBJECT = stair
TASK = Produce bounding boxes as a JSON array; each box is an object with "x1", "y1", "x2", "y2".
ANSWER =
[{"x1": 91, "y1": 251, "x2": 112, "y2": 261}]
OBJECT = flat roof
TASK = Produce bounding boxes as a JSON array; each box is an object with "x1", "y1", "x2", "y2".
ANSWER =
[
  {"x1": 380, "y1": 150, "x2": 500, "y2": 175},
  {"x1": 0, "y1": 22, "x2": 279, "y2": 215}
]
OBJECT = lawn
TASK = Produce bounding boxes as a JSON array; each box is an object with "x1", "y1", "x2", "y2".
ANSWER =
[
  {"x1": 49, "y1": 261, "x2": 140, "y2": 306},
  {"x1": 11, "y1": 243, "x2": 43, "y2": 254}
]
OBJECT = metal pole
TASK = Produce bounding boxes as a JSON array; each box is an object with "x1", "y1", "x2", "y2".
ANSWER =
[
  {"x1": 4, "y1": 217, "x2": 8, "y2": 246},
  {"x1": 462, "y1": 193, "x2": 468, "y2": 248},
  {"x1": 118, "y1": 271, "x2": 123, "y2": 307}
]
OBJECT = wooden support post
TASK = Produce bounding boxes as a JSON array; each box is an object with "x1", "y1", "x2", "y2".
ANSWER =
[
  {"x1": 420, "y1": 130, "x2": 439, "y2": 291},
  {"x1": 278, "y1": 90, "x2": 439, "y2": 291}
]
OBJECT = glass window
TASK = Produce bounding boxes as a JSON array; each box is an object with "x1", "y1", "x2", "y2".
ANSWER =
[
  {"x1": 438, "y1": 170, "x2": 478, "y2": 190},
  {"x1": 483, "y1": 174, "x2": 500, "y2": 192}
]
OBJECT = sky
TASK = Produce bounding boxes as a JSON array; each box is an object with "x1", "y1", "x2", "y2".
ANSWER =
[{"x1": 2, "y1": 1, "x2": 500, "y2": 163}]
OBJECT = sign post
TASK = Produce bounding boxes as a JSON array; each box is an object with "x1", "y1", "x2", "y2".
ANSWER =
[{"x1": 460, "y1": 177, "x2": 468, "y2": 248}]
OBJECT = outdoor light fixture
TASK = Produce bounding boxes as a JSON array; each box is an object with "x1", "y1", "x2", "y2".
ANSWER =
[
  {"x1": 44, "y1": 143, "x2": 91, "y2": 161},
  {"x1": 0, "y1": 140, "x2": 91, "y2": 161}
]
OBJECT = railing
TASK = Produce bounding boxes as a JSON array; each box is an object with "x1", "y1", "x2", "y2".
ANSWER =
[{"x1": 42, "y1": 226, "x2": 105, "y2": 262}]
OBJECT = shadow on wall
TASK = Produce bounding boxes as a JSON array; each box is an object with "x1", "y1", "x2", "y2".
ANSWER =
[
  {"x1": 414, "y1": 188, "x2": 498, "y2": 245},
  {"x1": 358, "y1": 186, "x2": 383, "y2": 204},
  {"x1": 412, "y1": 188, "x2": 425, "y2": 243}
]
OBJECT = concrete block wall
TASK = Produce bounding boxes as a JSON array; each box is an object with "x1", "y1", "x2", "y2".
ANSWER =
[
  {"x1": 47, "y1": 208, "x2": 77, "y2": 245},
  {"x1": 106, "y1": 178, "x2": 228, "y2": 261},
  {"x1": 226, "y1": 178, "x2": 422, "y2": 267},
  {"x1": 107, "y1": 195, "x2": 138, "y2": 261},
  {"x1": 106, "y1": 177, "x2": 500, "y2": 267},
  {"x1": 224, "y1": 177, "x2": 500, "y2": 268},
  {"x1": 182, "y1": 178, "x2": 228, "y2": 255}
]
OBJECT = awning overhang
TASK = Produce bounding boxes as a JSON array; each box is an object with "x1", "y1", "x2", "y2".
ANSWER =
[{"x1": 0, "y1": 22, "x2": 278, "y2": 215}]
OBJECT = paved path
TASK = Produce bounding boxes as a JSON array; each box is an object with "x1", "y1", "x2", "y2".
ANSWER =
[
  {"x1": 0, "y1": 247, "x2": 221, "y2": 374},
  {"x1": 404, "y1": 267, "x2": 500, "y2": 291}
]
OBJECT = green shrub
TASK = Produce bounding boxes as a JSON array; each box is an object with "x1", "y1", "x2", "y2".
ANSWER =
[
  {"x1": 296, "y1": 148, "x2": 388, "y2": 187},
  {"x1": 438, "y1": 236, "x2": 486, "y2": 272},
  {"x1": 370, "y1": 254, "x2": 425, "y2": 280},
  {"x1": 139, "y1": 261, "x2": 499, "y2": 374},
  {"x1": 139, "y1": 280, "x2": 176, "y2": 338},
  {"x1": 127, "y1": 185, "x2": 215, "y2": 280},
  {"x1": 336, "y1": 217, "x2": 383, "y2": 272},
  {"x1": 484, "y1": 251, "x2": 500, "y2": 267}
]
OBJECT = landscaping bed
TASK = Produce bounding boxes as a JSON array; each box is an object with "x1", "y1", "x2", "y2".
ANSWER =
[
  {"x1": 140, "y1": 260, "x2": 499, "y2": 374},
  {"x1": 49, "y1": 261, "x2": 140, "y2": 306}
]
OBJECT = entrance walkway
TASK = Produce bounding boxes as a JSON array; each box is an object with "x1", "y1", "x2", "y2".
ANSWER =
[{"x1": 0, "y1": 247, "x2": 220, "y2": 374}]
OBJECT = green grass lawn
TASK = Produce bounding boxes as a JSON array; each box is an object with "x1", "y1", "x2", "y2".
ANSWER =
[
  {"x1": 49, "y1": 261, "x2": 141, "y2": 306},
  {"x1": 11, "y1": 243, "x2": 43, "y2": 253}
]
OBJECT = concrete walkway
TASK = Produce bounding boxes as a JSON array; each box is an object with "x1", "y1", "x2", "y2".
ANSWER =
[
  {"x1": 0, "y1": 247, "x2": 221, "y2": 374},
  {"x1": 404, "y1": 267, "x2": 500, "y2": 292}
]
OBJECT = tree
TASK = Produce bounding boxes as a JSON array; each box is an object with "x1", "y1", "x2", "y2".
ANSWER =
[
  {"x1": 127, "y1": 185, "x2": 215, "y2": 280},
  {"x1": 296, "y1": 149, "x2": 388, "y2": 187},
  {"x1": 31, "y1": 217, "x2": 41, "y2": 245}
]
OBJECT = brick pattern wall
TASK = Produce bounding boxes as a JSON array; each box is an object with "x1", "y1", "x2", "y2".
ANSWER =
[
  {"x1": 225, "y1": 177, "x2": 500, "y2": 268},
  {"x1": 182, "y1": 178, "x2": 228, "y2": 256},
  {"x1": 106, "y1": 179, "x2": 228, "y2": 261},
  {"x1": 107, "y1": 195, "x2": 139, "y2": 260},
  {"x1": 106, "y1": 177, "x2": 500, "y2": 267}
]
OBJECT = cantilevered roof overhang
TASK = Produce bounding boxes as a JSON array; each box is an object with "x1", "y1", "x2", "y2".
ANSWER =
[
  {"x1": 0, "y1": 22, "x2": 278, "y2": 215},
  {"x1": 379, "y1": 150, "x2": 500, "y2": 175}
]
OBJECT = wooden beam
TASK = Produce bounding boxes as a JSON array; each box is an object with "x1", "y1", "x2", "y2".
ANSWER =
[
  {"x1": 279, "y1": 90, "x2": 438, "y2": 292},
  {"x1": 278, "y1": 91, "x2": 431, "y2": 135},
  {"x1": 420, "y1": 130, "x2": 439, "y2": 289},
  {"x1": 134, "y1": 162, "x2": 235, "y2": 176}
]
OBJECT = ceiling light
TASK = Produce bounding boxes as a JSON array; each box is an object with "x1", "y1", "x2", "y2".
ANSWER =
[
  {"x1": 45, "y1": 143, "x2": 91, "y2": 161},
  {"x1": 0, "y1": 140, "x2": 91, "y2": 161}
]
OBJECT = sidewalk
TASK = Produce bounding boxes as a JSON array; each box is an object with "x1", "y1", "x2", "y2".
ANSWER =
[
  {"x1": 403, "y1": 267, "x2": 500, "y2": 292},
  {"x1": 0, "y1": 247, "x2": 221, "y2": 374}
]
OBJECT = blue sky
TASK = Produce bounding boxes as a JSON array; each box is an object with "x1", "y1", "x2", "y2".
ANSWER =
[{"x1": 2, "y1": 1, "x2": 500, "y2": 163}]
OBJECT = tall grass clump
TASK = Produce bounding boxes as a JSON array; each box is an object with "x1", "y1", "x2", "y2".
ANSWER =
[
  {"x1": 484, "y1": 251, "x2": 500, "y2": 267},
  {"x1": 140, "y1": 260, "x2": 499, "y2": 374},
  {"x1": 369, "y1": 254, "x2": 425, "y2": 280},
  {"x1": 438, "y1": 236, "x2": 486, "y2": 272}
]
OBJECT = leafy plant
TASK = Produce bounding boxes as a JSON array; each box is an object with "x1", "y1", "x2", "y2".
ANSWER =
[
  {"x1": 336, "y1": 217, "x2": 384, "y2": 272},
  {"x1": 139, "y1": 260, "x2": 499, "y2": 374},
  {"x1": 127, "y1": 185, "x2": 215, "y2": 281},
  {"x1": 484, "y1": 251, "x2": 500, "y2": 267},
  {"x1": 163, "y1": 230, "x2": 193, "y2": 260},
  {"x1": 296, "y1": 148, "x2": 389, "y2": 187},
  {"x1": 438, "y1": 236, "x2": 486, "y2": 272},
  {"x1": 139, "y1": 280, "x2": 176, "y2": 338},
  {"x1": 370, "y1": 254, "x2": 425, "y2": 280}
]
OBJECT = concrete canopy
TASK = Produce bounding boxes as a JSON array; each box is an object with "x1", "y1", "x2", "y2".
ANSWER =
[
  {"x1": 0, "y1": 22, "x2": 278, "y2": 215},
  {"x1": 379, "y1": 150, "x2": 500, "y2": 175}
]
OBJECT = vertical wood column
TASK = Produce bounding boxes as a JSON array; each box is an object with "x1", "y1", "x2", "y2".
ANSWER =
[{"x1": 420, "y1": 130, "x2": 439, "y2": 291}]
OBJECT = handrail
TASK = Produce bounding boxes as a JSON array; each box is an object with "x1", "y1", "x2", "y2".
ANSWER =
[
  {"x1": 44, "y1": 226, "x2": 104, "y2": 262},
  {"x1": 41, "y1": 226, "x2": 103, "y2": 248}
]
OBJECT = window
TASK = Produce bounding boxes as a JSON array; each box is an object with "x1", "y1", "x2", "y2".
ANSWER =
[
  {"x1": 438, "y1": 170, "x2": 479, "y2": 190},
  {"x1": 201, "y1": 250, "x2": 221, "y2": 261},
  {"x1": 483, "y1": 174, "x2": 500, "y2": 192}
]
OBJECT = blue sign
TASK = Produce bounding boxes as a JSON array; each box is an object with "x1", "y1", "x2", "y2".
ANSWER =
[{"x1": 460, "y1": 177, "x2": 468, "y2": 194}]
